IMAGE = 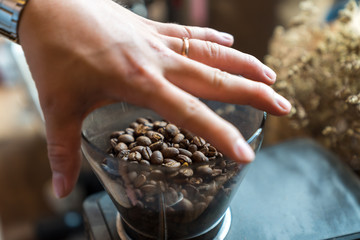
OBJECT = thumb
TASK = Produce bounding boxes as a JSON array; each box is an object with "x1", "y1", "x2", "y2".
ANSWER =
[{"x1": 45, "y1": 114, "x2": 83, "y2": 198}]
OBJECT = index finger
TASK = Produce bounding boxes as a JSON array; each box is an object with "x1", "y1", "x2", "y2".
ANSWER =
[{"x1": 151, "y1": 21, "x2": 234, "y2": 47}]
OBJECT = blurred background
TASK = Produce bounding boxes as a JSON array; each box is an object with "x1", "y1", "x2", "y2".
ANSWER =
[{"x1": 0, "y1": 0, "x2": 336, "y2": 239}]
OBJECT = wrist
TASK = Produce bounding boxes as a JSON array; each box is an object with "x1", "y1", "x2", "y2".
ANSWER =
[{"x1": 0, "y1": 0, "x2": 29, "y2": 43}]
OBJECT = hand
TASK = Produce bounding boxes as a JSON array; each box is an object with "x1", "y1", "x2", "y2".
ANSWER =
[{"x1": 18, "y1": 0, "x2": 291, "y2": 198}]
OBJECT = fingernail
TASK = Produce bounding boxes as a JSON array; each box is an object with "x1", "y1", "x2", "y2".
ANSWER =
[
  {"x1": 220, "y1": 32, "x2": 234, "y2": 42},
  {"x1": 234, "y1": 139, "x2": 255, "y2": 162},
  {"x1": 263, "y1": 65, "x2": 277, "y2": 82},
  {"x1": 275, "y1": 94, "x2": 292, "y2": 112},
  {"x1": 52, "y1": 172, "x2": 65, "y2": 199}
]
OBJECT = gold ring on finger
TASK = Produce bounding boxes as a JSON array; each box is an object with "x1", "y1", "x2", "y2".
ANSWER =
[{"x1": 181, "y1": 37, "x2": 189, "y2": 57}]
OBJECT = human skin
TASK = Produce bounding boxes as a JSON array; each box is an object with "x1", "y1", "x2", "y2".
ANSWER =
[{"x1": 18, "y1": 0, "x2": 291, "y2": 198}]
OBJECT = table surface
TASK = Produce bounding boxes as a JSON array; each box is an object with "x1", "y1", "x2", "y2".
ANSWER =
[{"x1": 83, "y1": 139, "x2": 360, "y2": 240}]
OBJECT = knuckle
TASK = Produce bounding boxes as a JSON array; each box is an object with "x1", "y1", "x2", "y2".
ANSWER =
[
  {"x1": 253, "y1": 82, "x2": 274, "y2": 101},
  {"x1": 203, "y1": 27, "x2": 217, "y2": 39},
  {"x1": 205, "y1": 41, "x2": 221, "y2": 58},
  {"x1": 212, "y1": 69, "x2": 229, "y2": 89},
  {"x1": 180, "y1": 98, "x2": 206, "y2": 126},
  {"x1": 183, "y1": 26, "x2": 193, "y2": 39},
  {"x1": 244, "y1": 53, "x2": 261, "y2": 66},
  {"x1": 47, "y1": 143, "x2": 71, "y2": 169}
]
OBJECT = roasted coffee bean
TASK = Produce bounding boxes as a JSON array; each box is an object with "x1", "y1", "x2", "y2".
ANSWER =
[
  {"x1": 184, "y1": 184, "x2": 199, "y2": 198},
  {"x1": 207, "y1": 151, "x2": 217, "y2": 157},
  {"x1": 181, "y1": 129, "x2": 194, "y2": 140},
  {"x1": 117, "y1": 150, "x2": 129, "y2": 159},
  {"x1": 136, "y1": 136, "x2": 152, "y2": 146},
  {"x1": 196, "y1": 165, "x2": 213, "y2": 175},
  {"x1": 178, "y1": 198, "x2": 194, "y2": 221},
  {"x1": 141, "y1": 184, "x2": 158, "y2": 196},
  {"x1": 153, "y1": 120, "x2": 167, "y2": 129},
  {"x1": 168, "y1": 170, "x2": 179, "y2": 178},
  {"x1": 157, "y1": 128, "x2": 167, "y2": 137},
  {"x1": 134, "y1": 174, "x2": 147, "y2": 188},
  {"x1": 173, "y1": 144, "x2": 180, "y2": 148},
  {"x1": 161, "y1": 142, "x2": 168, "y2": 150},
  {"x1": 110, "y1": 131, "x2": 125, "y2": 139},
  {"x1": 207, "y1": 181, "x2": 217, "y2": 195},
  {"x1": 158, "y1": 181, "x2": 166, "y2": 192},
  {"x1": 128, "y1": 171, "x2": 138, "y2": 182},
  {"x1": 118, "y1": 134, "x2": 134, "y2": 144},
  {"x1": 129, "y1": 151, "x2": 142, "y2": 162},
  {"x1": 146, "y1": 131, "x2": 164, "y2": 142},
  {"x1": 110, "y1": 138, "x2": 118, "y2": 148},
  {"x1": 215, "y1": 175, "x2": 228, "y2": 185},
  {"x1": 115, "y1": 142, "x2": 128, "y2": 152},
  {"x1": 211, "y1": 168, "x2": 223, "y2": 177},
  {"x1": 177, "y1": 154, "x2": 192, "y2": 164},
  {"x1": 194, "y1": 201, "x2": 207, "y2": 218},
  {"x1": 141, "y1": 147, "x2": 152, "y2": 160},
  {"x1": 145, "y1": 196, "x2": 156, "y2": 204},
  {"x1": 226, "y1": 161, "x2": 238, "y2": 169},
  {"x1": 192, "y1": 136, "x2": 206, "y2": 147},
  {"x1": 135, "y1": 189, "x2": 143, "y2": 199},
  {"x1": 179, "y1": 168, "x2": 194, "y2": 177},
  {"x1": 208, "y1": 156, "x2": 217, "y2": 161},
  {"x1": 149, "y1": 170, "x2": 165, "y2": 180},
  {"x1": 179, "y1": 139, "x2": 190, "y2": 149},
  {"x1": 198, "y1": 183, "x2": 211, "y2": 193},
  {"x1": 163, "y1": 158, "x2": 176, "y2": 164},
  {"x1": 166, "y1": 124, "x2": 180, "y2": 137},
  {"x1": 200, "y1": 146, "x2": 209, "y2": 155},
  {"x1": 172, "y1": 133, "x2": 185, "y2": 144},
  {"x1": 197, "y1": 194, "x2": 207, "y2": 203},
  {"x1": 188, "y1": 177, "x2": 203, "y2": 185},
  {"x1": 134, "y1": 124, "x2": 150, "y2": 136},
  {"x1": 179, "y1": 148, "x2": 192, "y2": 158},
  {"x1": 206, "y1": 195, "x2": 214, "y2": 205},
  {"x1": 150, "y1": 150, "x2": 163, "y2": 165},
  {"x1": 127, "y1": 161, "x2": 139, "y2": 171},
  {"x1": 125, "y1": 128, "x2": 135, "y2": 135},
  {"x1": 140, "y1": 160, "x2": 150, "y2": 166},
  {"x1": 129, "y1": 122, "x2": 139, "y2": 129},
  {"x1": 192, "y1": 151, "x2": 208, "y2": 163},
  {"x1": 223, "y1": 187, "x2": 232, "y2": 195},
  {"x1": 219, "y1": 160, "x2": 227, "y2": 168},
  {"x1": 162, "y1": 147, "x2": 179, "y2": 158},
  {"x1": 149, "y1": 141, "x2": 163, "y2": 151},
  {"x1": 181, "y1": 189, "x2": 188, "y2": 198},
  {"x1": 128, "y1": 142, "x2": 137, "y2": 149},
  {"x1": 131, "y1": 145, "x2": 145, "y2": 153},
  {"x1": 136, "y1": 117, "x2": 149, "y2": 125},
  {"x1": 188, "y1": 144, "x2": 197, "y2": 153},
  {"x1": 208, "y1": 146, "x2": 217, "y2": 152},
  {"x1": 165, "y1": 188, "x2": 180, "y2": 206},
  {"x1": 163, "y1": 160, "x2": 181, "y2": 168}
]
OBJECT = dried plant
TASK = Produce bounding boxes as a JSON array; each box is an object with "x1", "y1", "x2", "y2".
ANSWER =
[{"x1": 265, "y1": 0, "x2": 360, "y2": 173}]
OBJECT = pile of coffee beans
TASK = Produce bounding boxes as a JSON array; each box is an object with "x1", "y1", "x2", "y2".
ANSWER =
[{"x1": 102, "y1": 117, "x2": 242, "y2": 239}]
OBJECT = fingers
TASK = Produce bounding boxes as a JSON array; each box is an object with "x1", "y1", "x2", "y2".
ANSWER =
[
  {"x1": 165, "y1": 55, "x2": 291, "y2": 116},
  {"x1": 152, "y1": 21, "x2": 234, "y2": 47},
  {"x1": 147, "y1": 80, "x2": 255, "y2": 163},
  {"x1": 166, "y1": 37, "x2": 276, "y2": 85},
  {"x1": 44, "y1": 111, "x2": 83, "y2": 198}
]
